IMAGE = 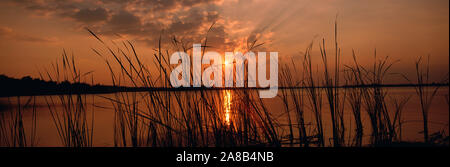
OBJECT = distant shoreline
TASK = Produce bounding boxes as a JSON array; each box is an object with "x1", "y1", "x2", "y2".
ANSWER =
[{"x1": 0, "y1": 74, "x2": 448, "y2": 97}]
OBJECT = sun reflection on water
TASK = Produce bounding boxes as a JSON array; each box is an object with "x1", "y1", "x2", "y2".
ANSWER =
[{"x1": 223, "y1": 90, "x2": 232, "y2": 126}]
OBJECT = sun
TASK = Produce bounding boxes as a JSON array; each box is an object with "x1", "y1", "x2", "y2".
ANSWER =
[{"x1": 224, "y1": 60, "x2": 230, "y2": 65}]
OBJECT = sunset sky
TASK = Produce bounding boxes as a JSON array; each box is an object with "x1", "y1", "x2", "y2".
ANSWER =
[{"x1": 0, "y1": 0, "x2": 448, "y2": 85}]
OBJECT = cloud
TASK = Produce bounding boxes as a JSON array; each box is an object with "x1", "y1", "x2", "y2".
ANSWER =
[
  {"x1": 103, "y1": 10, "x2": 142, "y2": 35},
  {"x1": 72, "y1": 8, "x2": 109, "y2": 23},
  {"x1": 105, "y1": 0, "x2": 223, "y2": 12},
  {"x1": 4, "y1": 0, "x2": 107, "y2": 24},
  {"x1": 0, "y1": 26, "x2": 58, "y2": 43},
  {"x1": 97, "y1": 1, "x2": 237, "y2": 50},
  {"x1": 3, "y1": 0, "x2": 270, "y2": 51}
]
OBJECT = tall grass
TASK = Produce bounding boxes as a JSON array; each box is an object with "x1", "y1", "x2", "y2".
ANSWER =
[
  {"x1": 319, "y1": 34, "x2": 346, "y2": 146},
  {"x1": 279, "y1": 59, "x2": 308, "y2": 146},
  {"x1": 344, "y1": 56, "x2": 364, "y2": 146},
  {"x1": 404, "y1": 56, "x2": 445, "y2": 143},
  {"x1": 40, "y1": 51, "x2": 95, "y2": 147},
  {"x1": 301, "y1": 43, "x2": 325, "y2": 146},
  {"x1": 0, "y1": 96, "x2": 37, "y2": 147}
]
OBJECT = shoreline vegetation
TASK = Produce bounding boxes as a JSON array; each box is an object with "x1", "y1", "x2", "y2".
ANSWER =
[{"x1": 1, "y1": 75, "x2": 448, "y2": 97}]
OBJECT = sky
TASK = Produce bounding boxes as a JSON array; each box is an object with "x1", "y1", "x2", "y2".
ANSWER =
[{"x1": 0, "y1": 0, "x2": 448, "y2": 85}]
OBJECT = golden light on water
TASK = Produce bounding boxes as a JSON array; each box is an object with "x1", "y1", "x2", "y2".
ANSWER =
[{"x1": 223, "y1": 90, "x2": 232, "y2": 126}]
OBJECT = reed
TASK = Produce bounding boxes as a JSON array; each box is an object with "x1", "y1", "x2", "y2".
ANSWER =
[
  {"x1": 302, "y1": 43, "x2": 325, "y2": 146},
  {"x1": 411, "y1": 56, "x2": 443, "y2": 143},
  {"x1": 279, "y1": 58, "x2": 310, "y2": 146},
  {"x1": 0, "y1": 96, "x2": 37, "y2": 147},
  {"x1": 390, "y1": 96, "x2": 411, "y2": 141},
  {"x1": 344, "y1": 55, "x2": 363, "y2": 146},
  {"x1": 40, "y1": 51, "x2": 95, "y2": 147},
  {"x1": 317, "y1": 21, "x2": 346, "y2": 146}
]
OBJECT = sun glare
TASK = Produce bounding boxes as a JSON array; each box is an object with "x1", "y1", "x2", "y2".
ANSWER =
[{"x1": 224, "y1": 90, "x2": 232, "y2": 126}]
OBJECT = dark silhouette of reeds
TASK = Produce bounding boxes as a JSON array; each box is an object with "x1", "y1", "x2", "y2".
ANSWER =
[
  {"x1": 400, "y1": 56, "x2": 447, "y2": 143},
  {"x1": 39, "y1": 51, "x2": 95, "y2": 147},
  {"x1": 0, "y1": 96, "x2": 37, "y2": 147},
  {"x1": 302, "y1": 43, "x2": 325, "y2": 146}
]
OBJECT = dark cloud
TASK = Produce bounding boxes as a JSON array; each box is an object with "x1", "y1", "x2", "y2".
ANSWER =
[
  {"x1": 103, "y1": 10, "x2": 142, "y2": 35},
  {"x1": 5, "y1": 0, "x2": 239, "y2": 49},
  {"x1": 104, "y1": 0, "x2": 222, "y2": 12},
  {"x1": 5, "y1": 0, "x2": 105, "y2": 24},
  {"x1": 97, "y1": 1, "x2": 232, "y2": 49},
  {"x1": 181, "y1": 0, "x2": 220, "y2": 6},
  {"x1": 72, "y1": 8, "x2": 109, "y2": 23},
  {"x1": 17, "y1": 0, "x2": 79, "y2": 16}
]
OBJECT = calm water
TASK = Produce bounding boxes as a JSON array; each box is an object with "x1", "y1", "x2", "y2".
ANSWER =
[{"x1": 0, "y1": 87, "x2": 448, "y2": 146}]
